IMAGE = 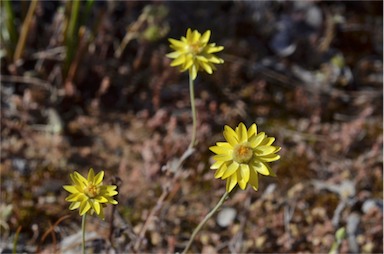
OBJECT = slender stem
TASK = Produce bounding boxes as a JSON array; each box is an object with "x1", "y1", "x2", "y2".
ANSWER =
[
  {"x1": 12, "y1": 226, "x2": 22, "y2": 254},
  {"x1": 182, "y1": 191, "x2": 230, "y2": 254},
  {"x1": 13, "y1": 0, "x2": 38, "y2": 62},
  {"x1": 81, "y1": 214, "x2": 86, "y2": 254},
  {"x1": 188, "y1": 74, "x2": 197, "y2": 149}
]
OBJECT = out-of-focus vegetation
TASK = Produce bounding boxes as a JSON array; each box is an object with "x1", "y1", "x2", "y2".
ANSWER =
[{"x1": 0, "y1": 1, "x2": 382, "y2": 253}]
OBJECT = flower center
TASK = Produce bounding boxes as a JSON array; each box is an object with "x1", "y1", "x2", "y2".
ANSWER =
[
  {"x1": 84, "y1": 184, "x2": 99, "y2": 198},
  {"x1": 188, "y1": 42, "x2": 203, "y2": 55},
  {"x1": 233, "y1": 143, "x2": 253, "y2": 163}
]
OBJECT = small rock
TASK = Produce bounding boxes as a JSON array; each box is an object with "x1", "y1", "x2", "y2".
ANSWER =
[{"x1": 216, "y1": 207, "x2": 237, "y2": 227}]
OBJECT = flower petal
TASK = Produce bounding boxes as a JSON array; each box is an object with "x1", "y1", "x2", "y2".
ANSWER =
[
  {"x1": 226, "y1": 173, "x2": 238, "y2": 193},
  {"x1": 209, "y1": 145, "x2": 231, "y2": 155},
  {"x1": 207, "y1": 45, "x2": 224, "y2": 54},
  {"x1": 69, "y1": 202, "x2": 80, "y2": 210},
  {"x1": 237, "y1": 170, "x2": 247, "y2": 190},
  {"x1": 260, "y1": 137, "x2": 275, "y2": 146},
  {"x1": 72, "y1": 171, "x2": 87, "y2": 188},
  {"x1": 201, "y1": 30, "x2": 211, "y2": 43},
  {"x1": 254, "y1": 146, "x2": 277, "y2": 156},
  {"x1": 248, "y1": 167, "x2": 259, "y2": 191},
  {"x1": 236, "y1": 122, "x2": 248, "y2": 143},
  {"x1": 189, "y1": 65, "x2": 198, "y2": 80},
  {"x1": 169, "y1": 38, "x2": 185, "y2": 48},
  {"x1": 171, "y1": 55, "x2": 186, "y2": 67},
  {"x1": 249, "y1": 132, "x2": 265, "y2": 148},
  {"x1": 166, "y1": 51, "x2": 181, "y2": 59},
  {"x1": 92, "y1": 201, "x2": 101, "y2": 215},
  {"x1": 213, "y1": 153, "x2": 232, "y2": 162},
  {"x1": 199, "y1": 61, "x2": 213, "y2": 74},
  {"x1": 251, "y1": 161, "x2": 275, "y2": 176},
  {"x1": 214, "y1": 164, "x2": 227, "y2": 178},
  {"x1": 63, "y1": 185, "x2": 78, "y2": 194},
  {"x1": 79, "y1": 200, "x2": 91, "y2": 216},
  {"x1": 87, "y1": 168, "x2": 95, "y2": 182},
  {"x1": 258, "y1": 154, "x2": 281, "y2": 162},
  {"x1": 94, "y1": 170, "x2": 104, "y2": 185},
  {"x1": 222, "y1": 161, "x2": 239, "y2": 179},
  {"x1": 247, "y1": 123, "x2": 257, "y2": 138},
  {"x1": 216, "y1": 142, "x2": 232, "y2": 148},
  {"x1": 240, "y1": 164, "x2": 250, "y2": 184},
  {"x1": 210, "y1": 160, "x2": 224, "y2": 170},
  {"x1": 223, "y1": 125, "x2": 238, "y2": 146}
]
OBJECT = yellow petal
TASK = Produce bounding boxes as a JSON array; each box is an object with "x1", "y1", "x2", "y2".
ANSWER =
[
  {"x1": 209, "y1": 145, "x2": 231, "y2": 155},
  {"x1": 216, "y1": 142, "x2": 232, "y2": 148},
  {"x1": 214, "y1": 164, "x2": 227, "y2": 178},
  {"x1": 260, "y1": 137, "x2": 275, "y2": 146},
  {"x1": 247, "y1": 123, "x2": 257, "y2": 138},
  {"x1": 236, "y1": 122, "x2": 248, "y2": 143},
  {"x1": 222, "y1": 161, "x2": 239, "y2": 179},
  {"x1": 251, "y1": 161, "x2": 275, "y2": 176},
  {"x1": 207, "y1": 45, "x2": 224, "y2": 54},
  {"x1": 87, "y1": 168, "x2": 95, "y2": 182},
  {"x1": 169, "y1": 38, "x2": 185, "y2": 48},
  {"x1": 186, "y1": 28, "x2": 192, "y2": 40},
  {"x1": 66, "y1": 193, "x2": 84, "y2": 202},
  {"x1": 196, "y1": 55, "x2": 209, "y2": 63},
  {"x1": 240, "y1": 164, "x2": 250, "y2": 183},
  {"x1": 183, "y1": 56, "x2": 195, "y2": 71},
  {"x1": 94, "y1": 196, "x2": 108, "y2": 203},
  {"x1": 166, "y1": 51, "x2": 181, "y2": 59},
  {"x1": 258, "y1": 154, "x2": 280, "y2": 162},
  {"x1": 254, "y1": 146, "x2": 277, "y2": 156},
  {"x1": 63, "y1": 185, "x2": 78, "y2": 194},
  {"x1": 223, "y1": 125, "x2": 238, "y2": 146},
  {"x1": 171, "y1": 55, "x2": 186, "y2": 67},
  {"x1": 94, "y1": 170, "x2": 104, "y2": 185},
  {"x1": 69, "y1": 202, "x2": 80, "y2": 209},
  {"x1": 199, "y1": 61, "x2": 213, "y2": 74},
  {"x1": 226, "y1": 173, "x2": 238, "y2": 193},
  {"x1": 109, "y1": 199, "x2": 118, "y2": 205},
  {"x1": 210, "y1": 160, "x2": 224, "y2": 169},
  {"x1": 207, "y1": 55, "x2": 224, "y2": 64},
  {"x1": 248, "y1": 168, "x2": 259, "y2": 191},
  {"x1": 213, "y1": 153, "x2": 232, "y2": 162},
  {"x1": 73, "y1": 171, "x2": 87, "y2": 188},
  {"x1": 237, "y1": 172, "x2": 247, "y2": 190},
  {"x1": 201, "y1": 30, "x2": 211, "y2": 44},
  {"x1": 189, "y1": 65, "x2": 198, "y2": 80},
  {"x1": 92, "y1": 201, "x2": 101, "y2": 215},
  {"x1": 191, "y1": 29, "x2": 200, "y2": 43},
  {"x1": 79, "y1": 200, "x2": 91, "y2": 215},
  {"x1": 249, "y1": 132, "x2": 265, "y2": 148}
]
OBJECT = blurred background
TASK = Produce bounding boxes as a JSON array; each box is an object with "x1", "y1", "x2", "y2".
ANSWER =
[{"x1": 0, "y1": 1, "x2": 382, "y2": 253}]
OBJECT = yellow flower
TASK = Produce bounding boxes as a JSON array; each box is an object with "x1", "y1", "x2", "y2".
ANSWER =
[
  {"x1": 209, "y1": 123, "x2": 281, "y2": 193},
  {"x1": 166, "y1": 28, "x2": 224, "y2": 80},
  {"x1": 63, "y1": 168, "x2": 118, "y2": 219}
]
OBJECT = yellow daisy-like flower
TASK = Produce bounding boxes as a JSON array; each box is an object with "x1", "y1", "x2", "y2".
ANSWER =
[
  {"x1": 209, "y1": 123, "x2": 281, "y2": 193},
  {"x1": 63, "y1": 168, "x2": 118, "y2": 219},
  {"x1": 166, "y1": 28, "x2": 224, "y2": 80}
]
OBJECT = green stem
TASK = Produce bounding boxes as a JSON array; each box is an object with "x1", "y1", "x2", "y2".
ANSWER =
[
  {"x1": 188, "y1": 73, "x2": 197, "y2": 149},
  {"x1": 13, "y1": 0, "x2": 38, "y2": 62},
  {"x1": 182, "y1": 191, "x2": 230, "y2": 254},
  {"x1": 81, "y1": 214, "x2": 86, "y2": 254},
  {"x1": 64, "y1": 0, "x2": 80, "y2": 77}
]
